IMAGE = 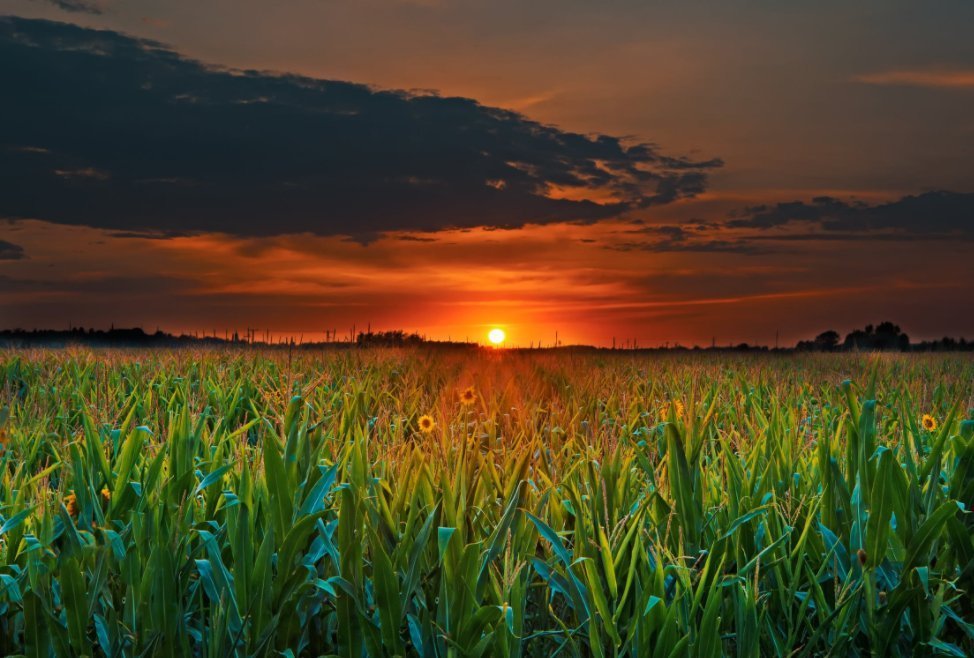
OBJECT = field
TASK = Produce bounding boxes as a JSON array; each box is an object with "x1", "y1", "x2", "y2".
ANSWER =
[{"x1": 0, "y1": 349, "x2": 972, "y2": 657}]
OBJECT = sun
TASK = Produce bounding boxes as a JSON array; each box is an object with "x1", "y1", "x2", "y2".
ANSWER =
[{"x1": 488, "y1": 328, "x2": 506, "y2": 345}]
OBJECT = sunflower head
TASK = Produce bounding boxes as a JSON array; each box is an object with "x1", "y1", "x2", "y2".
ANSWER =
[
  {"x1": 921, "y1": 414, "x2": 937, "y2": 431},
  {"x1": 64, "y1": 492, "x2": 78, "y2": 517},
  {"x1": 660, "y1": 400, "x2": 685, "y2": 420},
  {"x1": 418, "y1": 414, "x2": 436, "y2": 434},
  {"x1": 459, "y1": 386, "x2": 477, "y2": 406}
]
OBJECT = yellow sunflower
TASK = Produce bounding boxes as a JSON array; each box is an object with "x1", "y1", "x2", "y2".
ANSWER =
[
  {"x1": 660, "y1": 400, "x2": 685, "y2": 419},
  {"x1": 459, "y1": 386, "x2": 477, "y2": 406},
  {"x1": 921, "y1": 414, "x2": 937, "y2": 431},
  {"x1": 64, "y1": 492, "x2": 78, "y2": 517},
  {"x1": 418, "y1": 414, "x2": 436, "y2": 434}
]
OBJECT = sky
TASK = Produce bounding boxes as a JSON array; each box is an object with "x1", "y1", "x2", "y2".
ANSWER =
[{"x1": 1, "y1": 1, "x2": 972, "y2": 346}]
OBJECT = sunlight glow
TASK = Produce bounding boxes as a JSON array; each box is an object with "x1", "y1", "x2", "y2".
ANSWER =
[{"x1": 488, "y1": 328, "x2": 506, "y2": 345}]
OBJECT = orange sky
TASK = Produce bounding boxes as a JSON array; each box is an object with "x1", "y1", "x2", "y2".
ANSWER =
[
  {"x1": 4, "y1": 215, "x2": 971, "y2": 346},
  {"x1": 1, "y1": 3, "x2": 973, "y2": 345}
]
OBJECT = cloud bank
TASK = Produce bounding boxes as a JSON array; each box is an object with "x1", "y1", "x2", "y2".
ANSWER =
[
  {"x1": 729, "y1": 191, "x2": 974, "y2": 239},
  {"x1": 0, "y1": 17, "x2": 720, "y2": 240}
]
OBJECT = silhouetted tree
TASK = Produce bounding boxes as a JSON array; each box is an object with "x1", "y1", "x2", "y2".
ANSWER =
[
  {"x1": 796, "y1": 329, "x2": 840, "y2": 351},
  {"x1": 355, "y1": 330, "x2": 425, "y2": 347},
  {"x1": 843, "y1": 321, "x2": 910, "y2": 351},
  {"x1": 816, "y1": 330, "x2": 840, "y2": 350}
]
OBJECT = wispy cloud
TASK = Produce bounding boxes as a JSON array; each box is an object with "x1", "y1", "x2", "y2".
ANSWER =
[
  {"x1": 853, "y1": 69, "x2": 974, "y2": 89},
  {"x1": 41, "y1": 0, "x2": 104, "y2": 15}
]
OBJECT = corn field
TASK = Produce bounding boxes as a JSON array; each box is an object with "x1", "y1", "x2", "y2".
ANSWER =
[{"x1": 0, "y1": 348, "x2": 972, "y2": 657}]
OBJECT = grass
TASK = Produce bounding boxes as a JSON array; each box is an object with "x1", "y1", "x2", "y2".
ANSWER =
[{"x1": 0, "y1": 348, "x2": 972, "y2": 656}]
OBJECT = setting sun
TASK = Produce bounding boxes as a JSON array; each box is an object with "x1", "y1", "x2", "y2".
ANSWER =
[{"x1": 488, "y1": 328, "x2": 506, "y2": 345}]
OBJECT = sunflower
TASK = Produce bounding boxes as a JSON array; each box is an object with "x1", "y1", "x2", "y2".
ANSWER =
[
  {"x1": 659, "y1": 400, "x2": 685, "y2": 419},
  {"x1": 921, "y1": 414, "x2": 937, "y2": 431},
  {"x1": 101, "y1": 487, "x2": 111, "y2": 503},
  {"x1": 418, "y1": 414, "x2": 436, "y2": 434},
  {"x1": 64, "y1": 492, "x2": 78, "y2": 517},
  {"x1": 459, "y1": 386, "x2": 477, "y2": 406}
]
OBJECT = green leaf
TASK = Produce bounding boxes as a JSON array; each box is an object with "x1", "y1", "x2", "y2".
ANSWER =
[
  {"x1": 438, "y1": 526, "x2": 457, "y2": 562},
  {"x1": 262, "y1": 434, "x2": 292, "y2": 541},
  {"x1": 60, "y1": 557, "x2": 90, "y2": 655}
]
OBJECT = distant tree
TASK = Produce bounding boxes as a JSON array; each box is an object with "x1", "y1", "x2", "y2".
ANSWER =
[
  {"x1": 875, "y1": 321, "x2": 910, "y2": 350},
  {"x1": 843, "y1": 321, "x2": 909, "y2": 351},
  {"x1": 844, "y1": 326, "x2": 870, "y2": 350},
  {"x1": 355, "y1": 330, "x2": 426, "y2": 347},
  {"x1": 815, "y1": 330, "x2": 840, "y2": 351},
  {"x1": 796, "y1": 329, "x2": 840, "y2": 351}
]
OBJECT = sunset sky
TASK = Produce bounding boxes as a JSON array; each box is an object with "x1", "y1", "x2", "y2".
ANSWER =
[{"x1": 2, "y1": 1, "x2": 973, "y2": 346}]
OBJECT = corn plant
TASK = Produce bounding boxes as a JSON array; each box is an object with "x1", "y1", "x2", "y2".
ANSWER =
[{"x1": 0, "y1": 349, "x2": 971, "y2": 656}]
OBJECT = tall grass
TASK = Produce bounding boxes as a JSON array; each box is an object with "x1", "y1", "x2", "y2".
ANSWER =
[{"x1": 0, "y1": 348, "x2": 972, "y2": 656}]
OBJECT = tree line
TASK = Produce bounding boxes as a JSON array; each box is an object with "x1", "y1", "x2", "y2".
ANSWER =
[{"x1": 794, "y1": 321, "x2": 973, "y2": 352}]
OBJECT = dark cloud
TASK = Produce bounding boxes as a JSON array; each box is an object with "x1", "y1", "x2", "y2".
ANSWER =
[
  {"x1": 40, "y1": 0, "x2": 103, "y2": 15},
  {"x1": 0, "y1": 240, "x2": 26, "y2": 260},
  {"x1": 618, "y1": 190, "x2": 974, "y2": 255},
  {"x1": 617, "y1": 190, "x2": 974, "y2": 255},
  {"x1": 746, "y1": 232, "x2": 973, "y2": 243},
  {"x1": 0, "y1": 17, "x2": 720, "y2": 240},
  {"x1": 108, "y1": 230, "x2": 189, "y2": 239},
  {"x1": 610, "y1": 239, "x2": 765, "y2": 254},
  {"x1": 0, "y1": 273, "x2": 196, "y2": 296},
  {"x1": 608, "y1": 224, "x2": 767, "y2": 254},
  {"x1": 729, "y1": 191, "x2": 974, "y2": 236},
  {"x1": 395, "y1": 235, "x2": 437, "y2": 242}
]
